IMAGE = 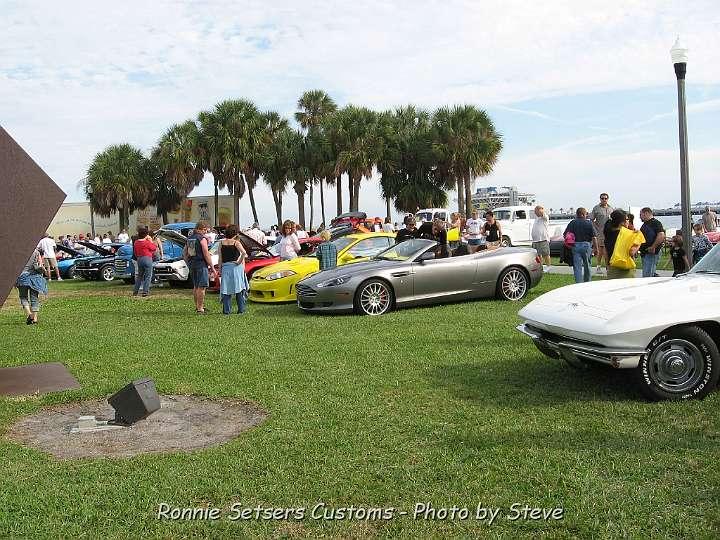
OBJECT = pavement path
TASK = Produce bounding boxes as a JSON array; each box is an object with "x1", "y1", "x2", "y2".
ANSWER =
[{"x1": 546, "y1": 265, "x2": 673, "y2": 278}]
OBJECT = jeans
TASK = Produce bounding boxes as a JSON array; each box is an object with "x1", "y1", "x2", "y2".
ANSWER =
[
  {"x1": 572, "y1": 241, "x2": 592, "y2": 283},
  {"x1": 133, "y1": 256, "x2": 154, "y2": 295},
  {"x1": 18, "y1": 286, "x2": 40, "y2": 311},
  {"x1": 222, "y1": 292, "x2": 247, "y2": 314},
  {"x1": 641, "y1": 252, "x2": 660, "y2": 277}
]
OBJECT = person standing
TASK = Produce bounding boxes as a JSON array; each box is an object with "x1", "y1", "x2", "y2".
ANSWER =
[
  {"x1": 465, "y1": 210, "x2": 484, "y2": 253},
  {"x1": 183, "y1": 221, "x2": 218, "y2": 313},
  {"x1": 604, "y1": 209, "x2": 642, "y2": 279},
  {"x1": 670, "y1": 234, "x2": 690, "y2": 276},
  {"x1": 278, "y1": 220, "x2": 302, "y2": 260},
  {"x1": 382, "y1": 217, "x2": 394, "y2": 233},
  {"x1": 132, "y1": 226, "x2": 156, "y2": 297},
  {"x1": 591, "y1": 193, "x2": 613, "y2": 274},
  {"x1": 639, "y1": 207, "x2": 666, "y2": 278},
  {"x1": 702, "y1": 206, "x2": 717, "y2": 232},
  {"x1": 692, "y1": 223, "x2": 713, "y2": 262},
  {"x1": 480, "y1": 210, "x2": 502, "y2": 249},
  {"x1": 16, "y1": 248, "x2": 48, "y2": 324},
  {"x1": 531, "y1": 205, "x2": 551, "y2": 271},
  {"x1": 315, "y1": 230, "x2": 338, "y2": 270},
  {"x1": 117, "y1": 229, "x2": 130, "y2": 243},
  {"x1": 564, "y1": 208, "x2": 598, "y2": 283},
  {"x1": 37, "y1": 233, "x2": 62, "y2": 281},
  {"x1": 245, "y1": 222, "x2": 266, "y2": 246},
  {"x1": 218, "y1": 225, "x2": 249, "y2": 315},
  {"x1": 295, "y1": 224, "x2": 309, "y2": 240}
]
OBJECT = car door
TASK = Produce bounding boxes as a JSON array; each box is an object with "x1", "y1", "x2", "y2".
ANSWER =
[{"x1": 410, "y1": 248, "x2": 479, "y2": 302}]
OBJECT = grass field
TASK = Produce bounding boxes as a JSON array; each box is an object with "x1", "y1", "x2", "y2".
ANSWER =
[{"x1": 1, "y1": 276, "x2": 718, "y2": 538}]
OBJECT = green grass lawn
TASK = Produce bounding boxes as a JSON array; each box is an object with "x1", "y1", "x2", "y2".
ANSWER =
[{"x1": 1, "y1": 276, "x2": 718, "y2": 538}]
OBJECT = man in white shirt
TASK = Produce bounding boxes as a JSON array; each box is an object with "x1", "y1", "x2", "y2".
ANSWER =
[
  {"x1": 531, "y1": 205, "x2": 552, "y2": 271},
  {"x1": 245, "y1": 223, "x2": 266, "y2": 245},
  {"x1": 37, "y1": 233, "x2": 62, "y2": 280},
  {"x1": 295, "y1": 224, "x2": 309, "y2": 239},
  {"x1": 117, "y1": 229, "x2": 130, "y2": 243},
  {"x1": 465, "y1": 211, "x2": 484, "y2": 253}
]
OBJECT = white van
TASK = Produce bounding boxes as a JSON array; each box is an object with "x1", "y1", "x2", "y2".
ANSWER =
[
  {"x1": 415, "y1": 208, "x2": 452, "y2": 223},
  {"x1": 491, "y1": 206, "x2": 569, "y2": 246}
]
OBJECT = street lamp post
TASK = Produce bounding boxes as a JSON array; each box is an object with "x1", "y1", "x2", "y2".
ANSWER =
[
  {"x1": 87, "y1": 184, "x2": 96, "y2": 239},
  {"x1": 671, "y1": 37, "x2": 693, "y2": 267}
]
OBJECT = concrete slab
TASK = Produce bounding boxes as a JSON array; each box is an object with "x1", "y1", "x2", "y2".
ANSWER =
[{"x1": 0, "y1": 362, "x2": 80, "y2": 396}]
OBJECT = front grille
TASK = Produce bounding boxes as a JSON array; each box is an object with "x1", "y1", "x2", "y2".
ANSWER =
[
  {"x1": 115, "y1": 260, "x2": 128, "y2": 270},
  {"x1": 296, "y1": 284, "x2": 317, "y2": 298}
]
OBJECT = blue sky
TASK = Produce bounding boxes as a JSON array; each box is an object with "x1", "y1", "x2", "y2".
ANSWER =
[{"x1": 2, "y1": 0, "x2": 719, "y2": 225}]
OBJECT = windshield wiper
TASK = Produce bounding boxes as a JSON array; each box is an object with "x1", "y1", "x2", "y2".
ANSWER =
[{"x1": 692, "y1": 270, "x2": 720, "y2": 275}]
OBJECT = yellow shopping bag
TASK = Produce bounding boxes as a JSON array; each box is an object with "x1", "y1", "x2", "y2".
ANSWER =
[
  {"x1": 447, "y1": 227, "x2": 460, "y2": 242},
  {"x1": 610, "y1": 227, "x2": 645, "y2": 270}
]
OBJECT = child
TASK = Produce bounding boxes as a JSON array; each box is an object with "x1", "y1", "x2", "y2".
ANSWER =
[
  {"x1": 692, "y1": 223, "x2": 713, "y2": 262},
  {"x1": 670, "y1": 235, "x2": 690, "y2": 277}
]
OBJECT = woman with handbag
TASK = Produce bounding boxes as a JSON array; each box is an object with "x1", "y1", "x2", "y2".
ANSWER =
[
  {"x1": 604, "y1": 209, "x2": 645, "y2": 280},
  {"x1": 16, "y1": 247, "x2": 48, "y2": 325},
  {"x1": 132, "y1": 225, "x2": 157, "y2": 297}
]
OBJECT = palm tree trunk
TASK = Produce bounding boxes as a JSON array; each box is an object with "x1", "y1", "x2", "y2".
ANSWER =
[
  {"x1": 457, "y1": 178, "x2": 464, "y2": 214},
  {"x1": 272, "y1": 189, "x2": 282, "y2": 226},
  {"x1": 297, "y1": 190, "x2": 306, "y2": 228},
  {"x1": 347, "y1": 174, "x2": 354, "y2": 212},
  {"x1": 336, "y1": 176, "x2": 342, "y2": 216},
  {"x1": 233, "y1": 192, "x2": 240, "y2": 226},
  {"x1": 464, "y1": 175, "x2": 473, "y2": 216},
  {"x1": 161, "y1": 211, "x2": 169, "y2": 224},
  {"x1": 319, "y1": 178, "x2": 326, "y2": 226},
  {"x1": 386, "y1": 197, "x2": 391, "y2": 221},
  {"x1": 309, "y1": 179, "x2": 314, "y2": 231},
  {"x1": 214, "y1": 179, "x2": 219, "y2": 226},
  {"x1": 352, "y1": 177, "x2": 362, "y2": 212},
  {"x1": 247, "y1": 176, "x2": 259, "y2": 225}
]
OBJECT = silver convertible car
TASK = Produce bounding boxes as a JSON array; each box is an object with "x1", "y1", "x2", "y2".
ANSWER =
[{"x1": 296, "y1": 239, "x2": 543, "y2": 315}]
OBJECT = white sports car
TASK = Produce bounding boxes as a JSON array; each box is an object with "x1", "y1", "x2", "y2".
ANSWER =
[{"x1": 517, "y1": 246, "x2": 720, "y2": 401}]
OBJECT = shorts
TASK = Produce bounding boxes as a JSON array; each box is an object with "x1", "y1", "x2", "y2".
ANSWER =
[
  {"x1": 43, "y1": 256, "x2": 58, "y2": 270},
  {"x1": 532, "y1": 240, "x2": 550, "y2": 257},
  {"x1": 468, "y1": 238, "x2": 484, "y2": 246},
  {"x1": 190, "y1": 265, "x2": 209, "y2": 288}
]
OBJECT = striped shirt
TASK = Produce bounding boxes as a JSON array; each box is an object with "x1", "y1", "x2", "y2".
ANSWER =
[{"x1": 315, "y1": 242, "x2": 338, "y2": 270}]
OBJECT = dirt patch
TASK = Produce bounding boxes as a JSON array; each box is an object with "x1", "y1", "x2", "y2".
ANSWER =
[{"x1": 7, "y1": 395, "x2": 268, "y2": 459}]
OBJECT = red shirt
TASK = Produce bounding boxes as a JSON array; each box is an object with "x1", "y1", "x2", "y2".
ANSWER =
[{"x1": 134, "y1": 238, "x2": 157, "y2": 258}]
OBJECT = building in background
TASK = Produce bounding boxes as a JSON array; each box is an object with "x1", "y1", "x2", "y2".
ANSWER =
[
  {"x1": 48, "y1": 196, "x2": 235, "y2": 237},
  {"x1": 471, "y1": 186, "x2": 536, "y2": 210}
]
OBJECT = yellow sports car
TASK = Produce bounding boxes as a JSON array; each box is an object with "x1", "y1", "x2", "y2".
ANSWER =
[{"x1": 249, "y1": 232, "x2": 396, "y2": 303}]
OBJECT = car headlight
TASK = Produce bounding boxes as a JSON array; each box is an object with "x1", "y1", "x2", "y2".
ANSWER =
[
  {"x1": 315, "y1": 274, "x2": 352, "y2": 288},
  {"x1": 265, "y1": 270, "x2": 297, "y2": 281}
]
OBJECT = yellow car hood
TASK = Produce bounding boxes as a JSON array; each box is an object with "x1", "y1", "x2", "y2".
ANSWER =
[{"x1": 255, "y1": 256, "x2": 318, "y2": 278}]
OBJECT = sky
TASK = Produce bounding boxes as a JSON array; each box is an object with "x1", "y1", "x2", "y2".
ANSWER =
[{"x1": 2, "y1": 0, "x2": 719, "y2": 226}]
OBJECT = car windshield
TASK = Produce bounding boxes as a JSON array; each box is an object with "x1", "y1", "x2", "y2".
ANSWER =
[
  {"x1": 333, "y1": 237, "x2": 355, "y2": 252},
  {"x1": 415, "y1": 211, "x2": 433, "y2": 222},
  {"x1": 494, "y1": 210, "x2": 511, "y2": 220},
  {"x1": 374, "y1": 239, "x2": 432, "y2": 261},
  {"x1": 690, "y1": 243, "x2": 720, "y2": 274}
]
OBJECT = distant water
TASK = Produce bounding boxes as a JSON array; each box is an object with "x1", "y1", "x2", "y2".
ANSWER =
[{"x1": 657, "y1": 214, "x2": 704, "y2": 234}]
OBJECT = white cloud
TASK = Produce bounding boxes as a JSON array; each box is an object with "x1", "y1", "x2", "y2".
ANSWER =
[{"x1": 1, "y1": 0, "x2": 720, "y2": 226}]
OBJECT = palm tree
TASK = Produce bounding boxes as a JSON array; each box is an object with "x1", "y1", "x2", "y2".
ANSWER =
[
  {"x1": 85, "y1": 144, "x2": 154, "y2": 230},
  {"x1": 332, "y1": 106, "x2": 383, "y2": 212},
  {"x1": 377, "y1": 106, "x2": 452, "y2": 214},
  {"x1": 151, "y1": 120, "x2": 204, "y2": 223},
  {"x1": 295, "y1": 90, "x2": 337, "y2": 225},
  {"x1": 261, "y1": 126, "x2": 299, "y2": 226},
  {"x1": 198, "y1": 99, "x2": 261, "y2": 225},
  {"x1": 432, "y1": 105, "x2": 502, "y2": 216}
]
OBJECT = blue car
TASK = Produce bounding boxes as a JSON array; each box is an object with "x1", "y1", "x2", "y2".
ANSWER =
[
  {"x1": 113, "y1": 222, "x2": 195, "y2": 283},
  {"x1": 54, "y1": 244, "x2": 88, "y2": 279}
]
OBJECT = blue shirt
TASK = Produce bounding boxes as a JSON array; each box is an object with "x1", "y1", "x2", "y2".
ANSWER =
[
  {"x1": 565, "y1": 218, "x2": 596, "y2": 243},
  {"x1": 315, "y1": 242, "x2": 338, "y2": 270}
]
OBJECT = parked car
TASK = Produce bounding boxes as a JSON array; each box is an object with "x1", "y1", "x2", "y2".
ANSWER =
[
  {"x1": 330, "y1": 212, "x2": 367, "y2": 229},
  {"x1": 415, "y1": 208, "x2": 452, "y2": 223},
  {"x1": 54, "y1": 244, "x2": 86, "y2": 279},
  {"x1": 74, "y1": 242, "x2": 125, "y2": 281},
  {"x1": 296, "y1": 238, "x2": 542, "y2": 315},
  {"x1": 250, "y1": 232, "x2": 396, "y2": 303},
  {"x1": 113, "y1": 228, "x2": 186, "y2": 283},
  {"x1": 516, "y1": 243, "x2": 720, "y2": 401}
]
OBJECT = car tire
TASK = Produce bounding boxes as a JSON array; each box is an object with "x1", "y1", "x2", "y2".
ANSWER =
[
  {"x1": 99, "y1": 265, "x2": 114, "y2": 282},
  {"x1": 495, "y1": 266, "x2": 529, "y2": 301},
  {"x1": 635, "y1": 326, "x2": 720, "y2": 401},
  {"x1": 65, "y1": 265, "x2": 76, "y2": 279},
  {"x1": 354, "y1": 279, "x2": 394, "y2": 316},
  {"x1": 501, "y1": 235, "x2": 512, "y2": 247}
]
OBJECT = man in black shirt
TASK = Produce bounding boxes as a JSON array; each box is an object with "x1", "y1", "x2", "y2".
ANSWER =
[
  {"x1": 639, "y1": 207, "x2": 665, "y2": 277},
  {"x1": 563, "y1": 207, "x2": 598, "y2": 283},
  {"x1": 395, "y1": 215, "x2": 422, "y2": 244}
]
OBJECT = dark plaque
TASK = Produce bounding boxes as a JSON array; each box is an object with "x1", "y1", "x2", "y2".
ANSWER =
[{"x1": 0, "y1": 126, "x2": 66, "y2": 305}]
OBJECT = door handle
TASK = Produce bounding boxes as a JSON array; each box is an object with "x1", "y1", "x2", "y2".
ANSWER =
[{"x1": 391, "y1": 271, "x2": 410, "y2": 277}]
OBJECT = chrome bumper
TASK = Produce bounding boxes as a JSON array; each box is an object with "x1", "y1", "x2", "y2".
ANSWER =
[{"x1": 516, "y1": 323, "x2": 646, "y2": 369}]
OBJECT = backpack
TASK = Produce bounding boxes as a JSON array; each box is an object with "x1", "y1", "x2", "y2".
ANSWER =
[{"x1": 563, "y1": 231, "x2": 576, "y2": 248}]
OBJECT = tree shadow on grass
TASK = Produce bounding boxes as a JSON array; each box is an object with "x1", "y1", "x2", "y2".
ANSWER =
[{"x1": 427, "y1": 357, "x2": 642, "y2": 407}]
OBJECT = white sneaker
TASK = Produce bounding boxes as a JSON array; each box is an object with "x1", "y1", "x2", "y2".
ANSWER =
[
  {"x1": 57, "y1": 277, "x2": 63, "y2": 281},
  {"x1": 542, "y1": 265, "x2": 550, "y2": 273}
]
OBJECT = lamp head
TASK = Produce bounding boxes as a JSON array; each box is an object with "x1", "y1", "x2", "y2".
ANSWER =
[{"x1": 670, "y1": 36, "x2": 688, "y2": 64}]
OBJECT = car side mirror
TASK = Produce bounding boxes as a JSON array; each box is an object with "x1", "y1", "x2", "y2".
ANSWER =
[{"x1": 417, "y1": 251, "x2": 435, "y2": 263}]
